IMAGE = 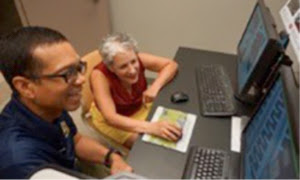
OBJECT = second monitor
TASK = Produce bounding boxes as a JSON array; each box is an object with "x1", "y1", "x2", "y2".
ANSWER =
[{"x1": 236, "y1": 0, "x2": 285, "y2": 104}]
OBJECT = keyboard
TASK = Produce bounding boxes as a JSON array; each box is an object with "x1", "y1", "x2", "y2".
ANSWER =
[
  {"x1": 196, "y1": 64, "x2": 236, "y2": 116},
  {"x1": 182, "y1": 146, "x2": 229, "y2": 179}
]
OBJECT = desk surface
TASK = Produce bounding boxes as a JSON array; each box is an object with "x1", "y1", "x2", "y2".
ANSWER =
[{"x1": 127, "y1": 47, "x2": 241, "y2": 179}]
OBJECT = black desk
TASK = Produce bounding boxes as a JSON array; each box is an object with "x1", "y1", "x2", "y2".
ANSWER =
[{"x1": 127, "y1": 47, "x2": 246, "y2": 179}]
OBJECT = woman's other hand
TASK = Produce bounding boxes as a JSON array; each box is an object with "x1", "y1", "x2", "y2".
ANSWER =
[{"x1": 142, "y1": 86, "x2": 159, "y2": 104}]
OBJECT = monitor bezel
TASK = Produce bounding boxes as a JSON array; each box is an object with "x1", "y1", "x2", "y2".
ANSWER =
[{"x1": 240, "y1": 65, "x2": 299, "y2": 178}]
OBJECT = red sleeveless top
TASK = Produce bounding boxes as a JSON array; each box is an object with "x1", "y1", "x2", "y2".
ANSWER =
[{"x1": 94, "y1": 59, "x2": 147, "y2": 116}]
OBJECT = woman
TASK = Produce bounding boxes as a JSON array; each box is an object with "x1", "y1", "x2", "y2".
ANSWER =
[{"x1": 89, "y1": 33, "x2": 182, "y2": 148}]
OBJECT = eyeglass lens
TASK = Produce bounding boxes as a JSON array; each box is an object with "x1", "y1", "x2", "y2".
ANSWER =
[{"x1": 66, "y1": 62, "x2": 86, "y2": 83}]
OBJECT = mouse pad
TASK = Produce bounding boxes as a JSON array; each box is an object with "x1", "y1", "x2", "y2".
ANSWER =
[{"x1": 142, "y1": 106, "x2": 197, "y2": 153}]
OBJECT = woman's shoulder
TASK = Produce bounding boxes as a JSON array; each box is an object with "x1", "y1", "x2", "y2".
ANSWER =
[
  {"x1": 93, "y1": 61, "x2": 105, "y2": 71},
  {"x1": 93, "y1": 62, "x2": 111, "y2": 77},
  {"x1": 91, "y1": 68, "x2": 107, "y2": 81},
  {"x1": 137, "y1": 53, "x2": 146, "y2": 71}
]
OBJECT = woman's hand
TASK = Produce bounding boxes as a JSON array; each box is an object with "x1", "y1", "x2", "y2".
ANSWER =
[
  {"x1": 148, "y1": 121, "x2": 182, "y2": 141},
  {"x1": 110, "y1": 154, "x2": 133, "y2": 175},
  {"x1": 142, "y1": 86, "x2": 159, "y2": 104}
]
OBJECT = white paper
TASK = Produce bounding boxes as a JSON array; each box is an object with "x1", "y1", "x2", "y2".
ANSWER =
[
  {"x1": 231, "y1": 116, "x2": 248, "y2": 152},
  {"x1": 142, "y1": 106, "x2": 197, "y2": 153},
  {"x1": 280, "y1": 0, "x2": 300, "y2": 62}
]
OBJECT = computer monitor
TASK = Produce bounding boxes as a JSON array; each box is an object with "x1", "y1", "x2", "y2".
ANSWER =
[
  {"x1": 237, "y1": 0, "x2": 283, "y2": 103},
  {"x1": 242, "y1": 67, "x2": 299, "y2": 179}
]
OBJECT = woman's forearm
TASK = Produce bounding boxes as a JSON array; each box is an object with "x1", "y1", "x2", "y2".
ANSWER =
[
  {"x1": 105, "y1": 112, "x2": 150, "y2": 134},
  {"x1": 150, "y1": 61, "x2": 178, "y2": 92}
]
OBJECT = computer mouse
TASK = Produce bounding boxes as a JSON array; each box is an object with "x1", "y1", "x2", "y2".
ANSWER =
[{"x1": 171, "y1": 91, "x2": 189, "y2": 103}]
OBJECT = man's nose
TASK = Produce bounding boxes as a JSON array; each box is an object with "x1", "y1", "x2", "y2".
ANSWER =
[{"x1": 75, "y1": 72, "x2": 85, "y2": 85}]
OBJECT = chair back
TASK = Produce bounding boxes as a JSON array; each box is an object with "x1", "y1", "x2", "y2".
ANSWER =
[{"x1": 81, "y1": 50, "x2": 102, "y2": 117}]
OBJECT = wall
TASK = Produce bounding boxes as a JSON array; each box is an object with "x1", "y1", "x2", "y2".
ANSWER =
[
  {"x1": 0, "y1": 0, "x2": 22, "y2": 83},
  {"x1": 15, "y1": 0, "x2": 111, "y2": 56},
  {"x1": 110, "y1": 0, "x2": 255, "y2": 57},
  {"x1": 0, "y1": 0, "x2": 23, "y2": 36},
  {"x1": 3, "y1": 0, "x2": 299, "y2": 80},
  {"x1": 109, "y1": 0, "x2": 298, "y2": 78}
]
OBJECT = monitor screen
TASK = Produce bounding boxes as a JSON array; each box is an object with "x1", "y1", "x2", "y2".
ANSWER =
[
  {"x1": 243, "y1": 76, "x2": 298, "y2": 179},
  {"x1": 237, "y1": 4, "x2": 269, "y2": 93}
]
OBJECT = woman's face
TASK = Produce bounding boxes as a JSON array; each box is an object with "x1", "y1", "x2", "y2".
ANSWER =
[{"x1": 110, "y1": 49, "x2": 140, "y2": 85}]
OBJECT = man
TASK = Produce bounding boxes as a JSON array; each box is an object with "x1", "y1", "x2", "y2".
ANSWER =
[{"x1": 0, "y1": 26, "x2": 132, "y2": 178}]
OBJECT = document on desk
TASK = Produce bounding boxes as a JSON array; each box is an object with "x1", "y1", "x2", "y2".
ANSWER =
[
  {"x1": 231, "y1": 116, "x2": 248, "y2": 152},
  {"x1": 142, "y1": 106, "x2": 197, "y2": 153}
]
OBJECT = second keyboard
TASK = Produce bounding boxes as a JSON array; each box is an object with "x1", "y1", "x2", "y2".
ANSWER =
[{"x1": 195, "y1": 64, "x2": 236, "y2": 116}]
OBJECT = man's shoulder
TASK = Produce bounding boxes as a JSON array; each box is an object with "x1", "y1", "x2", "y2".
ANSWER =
[
  {"x1": 0, "y1": 115, "x2": 47, "y2": 160},
  {"x1": 0, "y1": 105, "x2": 23, "y2": 136},
  {"x1": 0, "y1": 125, "x2": 42, "y2": 157},
  {"x1": 0, "y1": 139, "x2": 49, "y2": 179},
  {"x1": 0, "y1": 98, "x2": 18, "y2": 124},
  {"x1": 0, "y1": 129, "x2": 46, "y2": 175}
]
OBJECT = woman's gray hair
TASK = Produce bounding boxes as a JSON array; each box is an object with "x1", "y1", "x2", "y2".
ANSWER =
[{"x1": 99, "y1": 33, "x2": 138, "y2": 66}]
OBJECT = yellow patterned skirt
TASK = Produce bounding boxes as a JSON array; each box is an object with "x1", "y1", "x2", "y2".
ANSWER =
[{"x1": 89, "y1": 102, "x2": 152, "y2": 144}]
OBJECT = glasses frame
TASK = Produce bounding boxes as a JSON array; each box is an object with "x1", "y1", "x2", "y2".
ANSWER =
[{"x1": 30, "y1": 61, "x2": 87, "y2": 84}]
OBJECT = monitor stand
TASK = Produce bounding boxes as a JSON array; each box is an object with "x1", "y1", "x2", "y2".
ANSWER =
[{"x1": 235, "y1": 52, "x2": 293, "y2": 106}]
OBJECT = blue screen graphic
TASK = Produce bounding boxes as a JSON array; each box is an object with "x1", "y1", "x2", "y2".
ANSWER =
[
  {"x1": 243, "y1": 77, "x2": 298, "y2": 178},
  {"x1": 238, "y1": 5, "x2": 268, "y2": 92}
]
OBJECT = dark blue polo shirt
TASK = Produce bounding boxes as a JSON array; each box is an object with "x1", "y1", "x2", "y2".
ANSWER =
[{"x1": 0, "y1": 95, "x2": 77, "y2": 178}]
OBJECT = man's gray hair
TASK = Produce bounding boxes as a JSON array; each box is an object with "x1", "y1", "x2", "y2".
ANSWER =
[{"x1": 99, "y1": 33, "x2": 138, "y2": 66}]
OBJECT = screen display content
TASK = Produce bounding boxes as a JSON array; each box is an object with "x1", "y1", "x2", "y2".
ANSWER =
[
  {"x1": 243, "y1": 77, "x2": 298, "y2": 179},
  {"x1": 238, "y1": 5, "x2": 269, "y2": 93}
]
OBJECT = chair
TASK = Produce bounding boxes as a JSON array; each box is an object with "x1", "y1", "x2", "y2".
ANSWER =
[
  {"x1": 81, "y1": 50, "x2": 102, "y2": 117},
  {"x1": 81, "y1": 50, "x2": 129, "y2": 154}
]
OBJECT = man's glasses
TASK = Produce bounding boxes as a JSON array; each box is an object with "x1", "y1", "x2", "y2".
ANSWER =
[{"x1": 31, "y1": 61, "x2": 87, "y2": 84}]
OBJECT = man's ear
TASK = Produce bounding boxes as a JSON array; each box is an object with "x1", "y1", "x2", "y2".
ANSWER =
[{"x1": 12, "y1": 76, "x2": 36, "y2": 99}]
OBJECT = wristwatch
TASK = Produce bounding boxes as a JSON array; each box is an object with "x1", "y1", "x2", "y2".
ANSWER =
[{"x1": 104, "y1": 148, "x2": 122, "y2": 168}]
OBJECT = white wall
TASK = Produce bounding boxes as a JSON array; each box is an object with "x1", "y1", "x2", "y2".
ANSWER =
[
  {"x1": 110, "y1": 0, "x2": 255, "y2": 57},
  {"x1": 15, "y1": 0, "x2": 111, "y2": 56},
  {"x1": 109, "y1": 0, "x2": 298, "y2": 78}
]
